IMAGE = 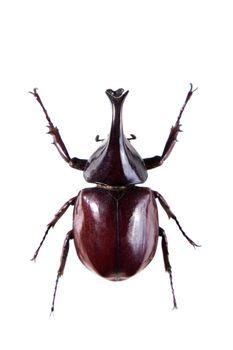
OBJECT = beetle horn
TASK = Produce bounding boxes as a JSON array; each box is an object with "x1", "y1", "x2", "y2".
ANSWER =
[
  {"x1": 105, "y1": 88, "x2": 129, "y2": 146},
  {"x1": 105, "y1": 88, "x2": 129, "y2": 103},
  {"x1": 83, "y1": 89, "x2": 148, "y2": 186}
]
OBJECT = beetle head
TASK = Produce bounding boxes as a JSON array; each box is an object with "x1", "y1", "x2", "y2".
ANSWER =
[{"x1": 83, "y1": 89, "x2": 148, "y2": 186}]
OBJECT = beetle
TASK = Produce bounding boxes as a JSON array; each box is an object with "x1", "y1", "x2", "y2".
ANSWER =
[{"x1": 30, "y1": 85, "x2": 199, "y2": 313}]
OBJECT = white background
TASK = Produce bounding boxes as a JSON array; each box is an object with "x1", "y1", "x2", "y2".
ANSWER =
[{"x1": 1, "y1": 0, "x2": 232, "y2": 349}]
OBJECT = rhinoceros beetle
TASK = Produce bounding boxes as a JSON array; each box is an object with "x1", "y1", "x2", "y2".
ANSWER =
[{"x1": 30, "y1": 85, "x2": 199, "y2": 313}]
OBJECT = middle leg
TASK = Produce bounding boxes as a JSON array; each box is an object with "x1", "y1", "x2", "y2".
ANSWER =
[
  {"x1": 31, "y1": 196, "x2": 77, "y2": 261},
  {"x1": 154, "y1": 191, "x2": 200, "y2": 248}
]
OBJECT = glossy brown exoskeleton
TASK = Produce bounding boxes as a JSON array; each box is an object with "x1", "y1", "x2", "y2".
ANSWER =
[{"x1": 30, "y1": 85, "x2": 199, "y2": 312}]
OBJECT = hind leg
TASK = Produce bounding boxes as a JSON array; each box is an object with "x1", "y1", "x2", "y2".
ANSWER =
[
  {"x1": 50, "y1": 230, "x2": 73, "y2": 314},
  {"x1": 159, "y1": 227, "x2": 177, "y2": 309}
]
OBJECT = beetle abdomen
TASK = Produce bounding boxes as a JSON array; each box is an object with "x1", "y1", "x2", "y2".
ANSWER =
[{"x1": 73, "y1": 186, "x2": 159, "y2": 281}]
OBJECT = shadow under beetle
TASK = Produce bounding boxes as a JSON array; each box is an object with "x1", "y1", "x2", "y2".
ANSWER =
[{"x1": 30, "y1": 85, "x2": 199, "y2": 313}]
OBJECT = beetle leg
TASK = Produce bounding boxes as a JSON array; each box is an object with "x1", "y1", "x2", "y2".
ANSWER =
[
  {"x1": 51, "y1": 230, "x2": 73, "y2": 314},
  {"x1": 159, "y1": 227, "x2": 177, "y2": 309},
  {"x1": 143, "y1": 84, "x2": 198, "y2": 169},
  {"x1": 154, "y1": 191, "x2": 200, "y2": 248},
  {"x1": 31, "y1": 196, "x2": 77, "y2": 261},
  {"x1": 29, "y1": 88, "x2": 87, "y2": 170}
]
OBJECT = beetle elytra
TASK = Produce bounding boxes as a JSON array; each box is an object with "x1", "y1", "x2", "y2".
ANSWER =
[{"x1": 30, "y1": 85, "x2": 199, "y2": 312}]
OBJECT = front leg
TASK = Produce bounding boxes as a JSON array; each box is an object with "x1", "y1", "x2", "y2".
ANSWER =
[
  {"x1": 29, "y1": 89, "x2": 87, "y2": 170},
  {"x1": 144, "y1": 84, "x2": 197, "y2": 169}
]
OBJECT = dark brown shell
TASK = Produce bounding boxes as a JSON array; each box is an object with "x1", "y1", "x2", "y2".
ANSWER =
[{"x1": 73, "y1": 186, "x2": 159, "y2": 280}]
